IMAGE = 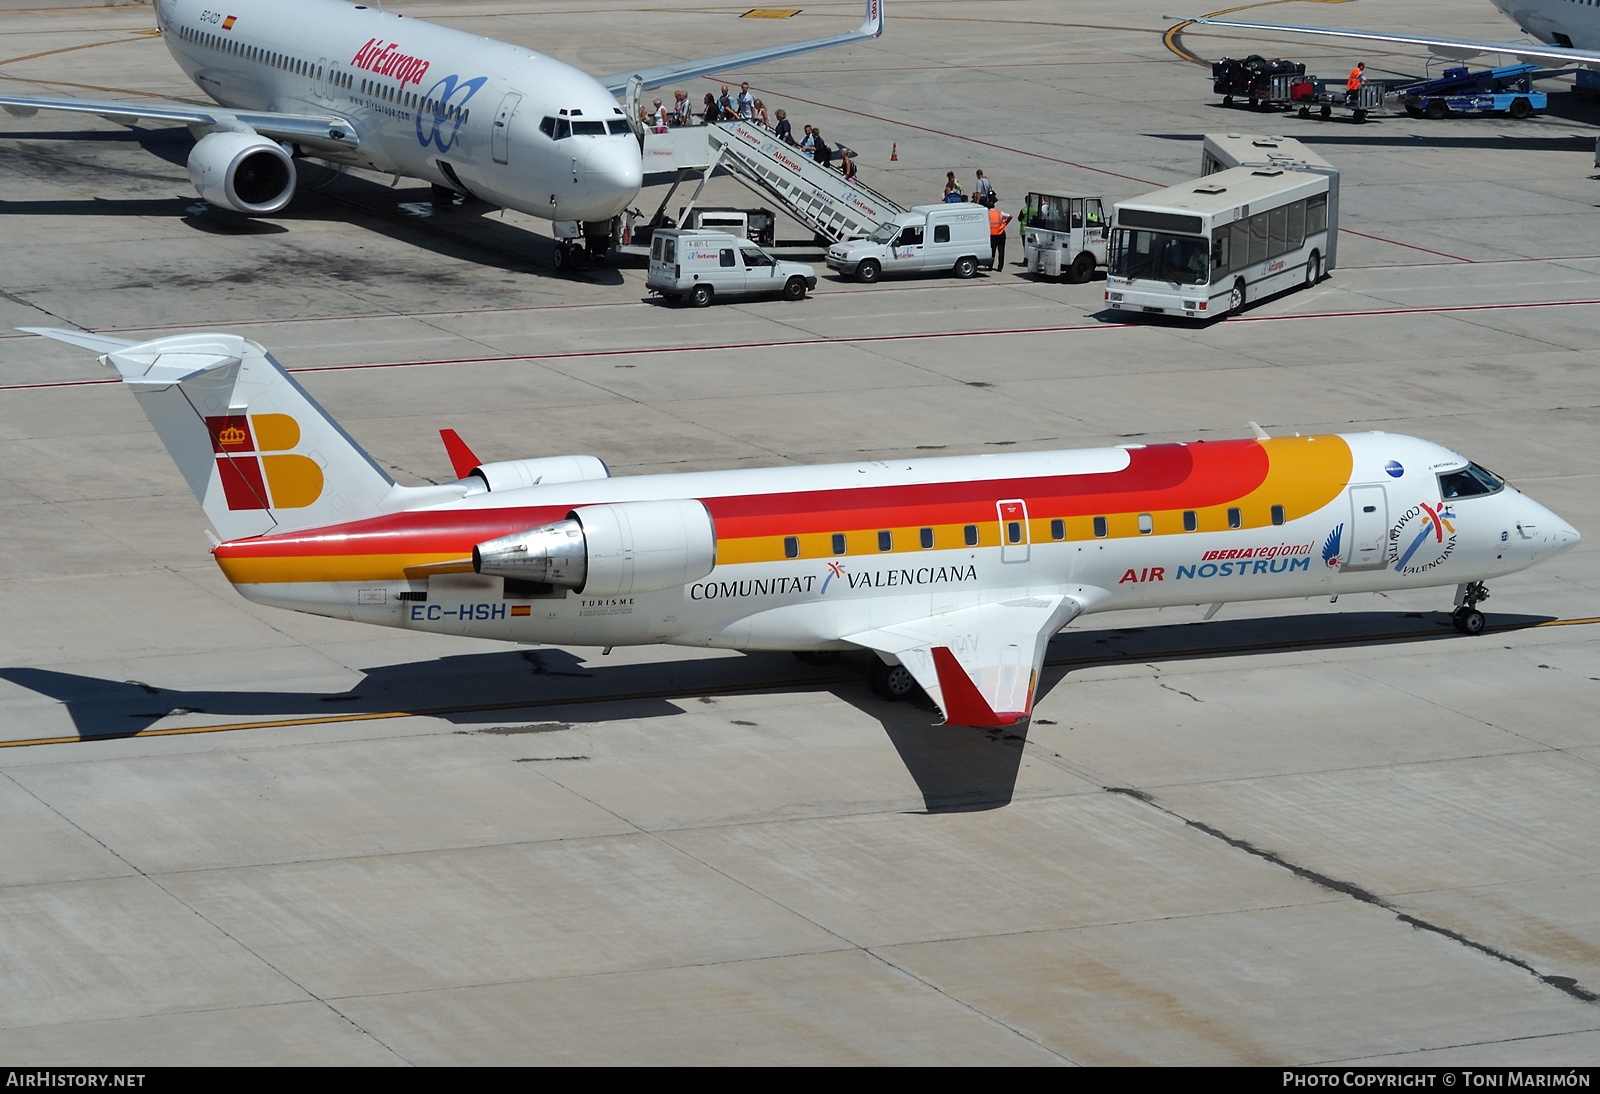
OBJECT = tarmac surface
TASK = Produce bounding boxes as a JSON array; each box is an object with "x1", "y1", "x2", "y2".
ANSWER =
[{"x1": 2, "y1": 0, "x2": 1599, "y2": 1066}]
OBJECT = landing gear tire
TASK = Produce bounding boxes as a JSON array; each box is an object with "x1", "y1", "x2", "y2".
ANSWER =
[
  {"x1": 855, "y1": 259, "x2": 881, "y2": 284},
  {"x1": 1066, "y1": 251, "x2": 1096, "y2": 284},
  {"x1": 552, "y1": 243, "x2": 570, "y2": 271},
  {"x1": 953, "y1": 255, "x2": 979, "y2": 279},
  {"x1": 1229, "y1": 278, "x2": 1246, "y2": 313},
  {"x1": 783, "y1": 275, "x2": 808, "y2": 301},
  {"x1": 1452, "y1": 608, "x2": 1486, "y2": 635},
  {"x1": 869, "y1": 659, "x2": 919, "y2": 702},
  {"x1": 689, "y1": 283, "x2": 713, "y2": 308}
]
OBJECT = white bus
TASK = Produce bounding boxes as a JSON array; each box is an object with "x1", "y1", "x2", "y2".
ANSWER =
[{"x1": 1105, "y1": 164, "x2": 1333, "y2": 320}]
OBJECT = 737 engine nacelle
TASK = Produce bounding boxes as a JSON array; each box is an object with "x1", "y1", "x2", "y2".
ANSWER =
[
  {"x1": 187, "y1": 130, "x2": 297, "y2": 215},
  {"x1": 473, "y1": 498, "x2": 716, "y2": 597}
]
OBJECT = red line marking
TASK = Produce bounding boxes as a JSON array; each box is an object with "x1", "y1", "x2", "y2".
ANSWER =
[
  {"x1": 1339, "y1": 228, "x2": 1473, "y2": 263},
  {"x1": 7, "y1": 299, "x2": 1600, "y2": 392}
]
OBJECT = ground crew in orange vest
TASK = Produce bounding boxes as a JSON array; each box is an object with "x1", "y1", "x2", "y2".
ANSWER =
[
  {"x1": 989, "y1": 205, "x2": 1013, "y2": 270},
  {"x1": 1347, "y1": 62, "x2": 1365, "y2": 100}
]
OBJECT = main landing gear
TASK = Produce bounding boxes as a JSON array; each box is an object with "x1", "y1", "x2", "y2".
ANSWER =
[{"x1": 1452, "y1": 581, "x2": 1491, "y2": 635}]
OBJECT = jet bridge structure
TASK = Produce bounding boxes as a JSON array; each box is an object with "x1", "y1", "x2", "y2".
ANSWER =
[{"x1": 643, "y1": 119, "x2": 903, "y2": 244}]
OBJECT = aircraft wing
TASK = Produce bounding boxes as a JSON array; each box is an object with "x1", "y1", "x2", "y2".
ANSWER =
[
  {"x1": 0, "y1": 94, "x2": 361, "y2": 152},
  {"x1": 596, "y1": 0, "x2": 884, "y2": 95},
  {"x1": 845, "y1": 593, "x2": 1083, "y2": 727},
  {"x1": 1175, "y1": 15, "x2": 1600, "y2": 68}
]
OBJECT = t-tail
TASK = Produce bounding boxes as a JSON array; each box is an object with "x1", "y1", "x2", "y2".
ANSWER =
[{"x1": 27, "y1": 328, "x2": 400, "y2": 541}]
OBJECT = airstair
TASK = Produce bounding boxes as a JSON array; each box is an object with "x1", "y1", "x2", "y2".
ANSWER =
[{"x1": 678, "y1": 119, "x2": 904, "y2": 243}]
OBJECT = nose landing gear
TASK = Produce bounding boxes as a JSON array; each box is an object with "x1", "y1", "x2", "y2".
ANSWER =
[{"x1": 1452, "y1": 581, "x2": 1490, "y2": 635}]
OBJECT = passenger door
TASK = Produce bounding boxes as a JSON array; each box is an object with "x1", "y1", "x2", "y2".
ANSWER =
[
  {"x1": 491, "y1": 92, "x2": 522, "y2": 165},
  {"x1": 739, "y1": 245, "x2": 777, "y2": 293},
  {"x1": 888, "y1": 223, "x2": 924, "y2": 270},
  {"x1": 1346, "y1": 485, "x2": 1389, "y2": 570},
  {"x1": 997, "y1": 499, "x2": 1030, "y2": 563},
  {"x1": 1084, "y1": 198, "x2": 1108, "y2": 263}
]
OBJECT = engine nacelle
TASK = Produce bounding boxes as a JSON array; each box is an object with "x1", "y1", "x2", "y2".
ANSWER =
[
  {"x1": 470, "y1": 455, "x2": 609, "y2": 492},
  {"x1": 187, "y1": 130, "x2": 297, "y2": 215},
  {"x1": 473, "y1": 498, "x2": 716, "y2": 596}
]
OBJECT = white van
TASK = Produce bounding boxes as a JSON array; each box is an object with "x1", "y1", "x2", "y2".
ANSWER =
[
  {"x1": 647, "y1": 230, "x2": 817, "y2": 307},
  {"x1": 826, "y1": 204, "x2": 990, "y2": 283}
]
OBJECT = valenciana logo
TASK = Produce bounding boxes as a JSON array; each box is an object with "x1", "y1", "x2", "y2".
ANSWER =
[
  {"x1": 1390, "y1": 502, "x2": 1457, "y2": 574},
  {"x1": 205, "y1": 414, "x2": 323, "y2": 512}
]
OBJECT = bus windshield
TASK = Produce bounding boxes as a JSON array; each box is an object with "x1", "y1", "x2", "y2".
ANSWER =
[{"x1": 1109, "y1": 229, "x2": 1209, "y2": 286}]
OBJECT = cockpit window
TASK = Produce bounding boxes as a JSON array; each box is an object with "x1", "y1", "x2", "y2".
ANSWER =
[
  {"x1": 540, "y1": 116, "x2": 570, "y2": 140},
  {"x1": 1438, "y1": 462, "x2": 1505, "y2": 499},
  {"x1": 572, "y1": 120, "x2": 607, "y2": 136}
]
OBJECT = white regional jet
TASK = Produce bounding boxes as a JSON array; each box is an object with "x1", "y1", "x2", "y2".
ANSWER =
[
  {"x1": 27, "y1": 328, "x2": 1581, "y2": 726},
  {"x1": 1181, "y1": 0, "x2": 1600, "y2": 70},
  {"x1": 0, "y1": 0, "x2": 883, "y2": 262}
]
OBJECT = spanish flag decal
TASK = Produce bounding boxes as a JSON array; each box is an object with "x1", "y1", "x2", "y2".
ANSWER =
[{"x1": 221, "y1": 15, "x2": 237, "y2": 30}]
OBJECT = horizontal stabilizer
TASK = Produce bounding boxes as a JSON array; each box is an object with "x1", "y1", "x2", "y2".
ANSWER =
[{"x1": 21, "y1": 326, "x2": 139, "y2": 354}]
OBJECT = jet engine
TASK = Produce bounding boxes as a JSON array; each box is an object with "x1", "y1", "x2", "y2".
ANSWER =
[
  {"x1": 187, "y1": 130, "x2": 297, "y2": 215},
  {"x1": 473, "y1": 499, "x2": 716, "y2": 597},
  {"x1": 467, "y1": 455, "x2": 609, "y2": 493}
]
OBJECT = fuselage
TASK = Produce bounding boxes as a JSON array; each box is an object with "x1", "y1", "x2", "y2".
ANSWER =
[
  {"x1": 154, "y1": 0, "x2": 642, "y2": 220},
  {"x1": 1491, "y1": 0, "x2": 1600, "y2": 49},
  {"x1": 214, "y1": 432, "x2": 1579, "y2": 649}
]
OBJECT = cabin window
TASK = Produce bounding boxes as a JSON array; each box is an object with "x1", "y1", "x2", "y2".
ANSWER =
[
  {"x1": 964, "y1": 524, "x2": 978, "y2": 546},
  {"x1": 934, "y1": 224, "x2": 950, "y2": 243},
  {"x1": 719, "y1": 248, "x2": 736, "y2": 268},
  {"x1": 1050, "y1": 518, "x2": 1064, "y2": 541},
  {"x1": 1271, "y1": 505, "x2": 1285, "y2": 526},
  {"x1": 1138, "y1": 513, "x2": 1153, "y2": 535},
  {"x1": 783, "y1": 536, "x2": 799, "y2": 559},
  {"x1": 831, "y1": 533, "x2": 847, "y2": 555},
  {"x1": 1183, "y1": 510, "x2": 1197, "y2": 532},
  {"x1": 920, "y1": 527, "x2": 934, "y2": 549},
  {"x1": 1093, "y1": 516, "x2": 1108, "y2": 538},
  {"x1": 1006, "y1": 522, "x2": 1022, "y2": 544},
  {"x1": 878, "y1": 531, "x2": 893, "y2": 552},
  {"x1": 1228, "y1": 507, "x2": 1242, "y2": 529},
  {"x1": 1307, "y1": 193, "x2": 1328, "y2": 235}
]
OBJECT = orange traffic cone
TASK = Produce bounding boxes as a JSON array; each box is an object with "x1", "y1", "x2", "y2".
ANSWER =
[{"x1": 890, "y1": 142, "x2": 898, "y2": 161}]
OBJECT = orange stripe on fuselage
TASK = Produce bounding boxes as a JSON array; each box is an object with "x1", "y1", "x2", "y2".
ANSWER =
[{"x1": 212, "y1": 438, "x2": 1352, "y2": 584}]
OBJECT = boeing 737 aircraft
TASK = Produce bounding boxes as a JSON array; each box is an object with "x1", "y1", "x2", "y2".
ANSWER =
[
  {"x1": 0, "y1": 0, "x2": 883, "y2": 261},
  {"x1": 1180, "y1": 0, "x2": 1600, "y2": 70},
  {"x1": 28, "y1": 327, "x2": 1580, "y2": 727}
]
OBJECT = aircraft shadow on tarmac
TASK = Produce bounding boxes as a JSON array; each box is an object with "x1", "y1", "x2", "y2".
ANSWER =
[
  {"x1": 0, "y1": 608, "x2": 1554, "y2": 813},
  {"x1": 0, "y1": 124, "x2": 629, "y2": 283}
]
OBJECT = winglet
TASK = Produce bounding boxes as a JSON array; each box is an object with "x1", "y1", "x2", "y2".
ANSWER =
[
  {"x1": 22, "y1": 326, "x2": 140, "y2": 354},
  {"x1": 440, "y1": 429, "x2": 481, "y2": 479},
  {"x1": 931, "y1": 646, "x2": 1025, "y2": 727}
]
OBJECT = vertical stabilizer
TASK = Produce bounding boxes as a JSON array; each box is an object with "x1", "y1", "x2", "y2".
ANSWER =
[{"x1": 28, "y1": 328, "x2": 395, "y2": 541}]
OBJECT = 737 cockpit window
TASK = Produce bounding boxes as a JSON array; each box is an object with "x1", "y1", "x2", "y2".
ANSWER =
[{"x1": 1438, "y1": 462, "x2": 1506, "y2": 499}]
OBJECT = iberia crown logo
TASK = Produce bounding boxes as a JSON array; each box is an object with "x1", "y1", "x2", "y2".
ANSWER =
[{"x1": 204, "y1": 414, "x2": 324, "y2": 512}]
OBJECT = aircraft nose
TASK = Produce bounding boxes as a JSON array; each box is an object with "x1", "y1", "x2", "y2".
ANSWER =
[{"x1": 583, "y1": 140, "x2": 643, "y2": 210}]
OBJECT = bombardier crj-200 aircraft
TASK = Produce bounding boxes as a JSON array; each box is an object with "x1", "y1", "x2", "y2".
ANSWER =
[
  {"x1": 0, "y1": 0, "x2": 883, "y2": 262},
  {"x1": 29, "y1": 328, "x2": 1581, "y2": 727}
]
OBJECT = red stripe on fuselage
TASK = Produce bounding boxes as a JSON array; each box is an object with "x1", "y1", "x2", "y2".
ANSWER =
[{"x1": 212, "y1": 441, "x2": 1269, "y2": 563}]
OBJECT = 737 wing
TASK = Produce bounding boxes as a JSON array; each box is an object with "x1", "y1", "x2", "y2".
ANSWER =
[
  {"x1": 597, "y1": 0, "x2": 883, "y2": 95},
  {"x1": 845, "y1": 594, "x2": 1085, "y2": 727},
  {"x1": 1172, "y1": 14, "x2": 1600, "y2": 68},
  {"x1": 0, "y1": 96, "x2": 361, "y2": 154}
]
